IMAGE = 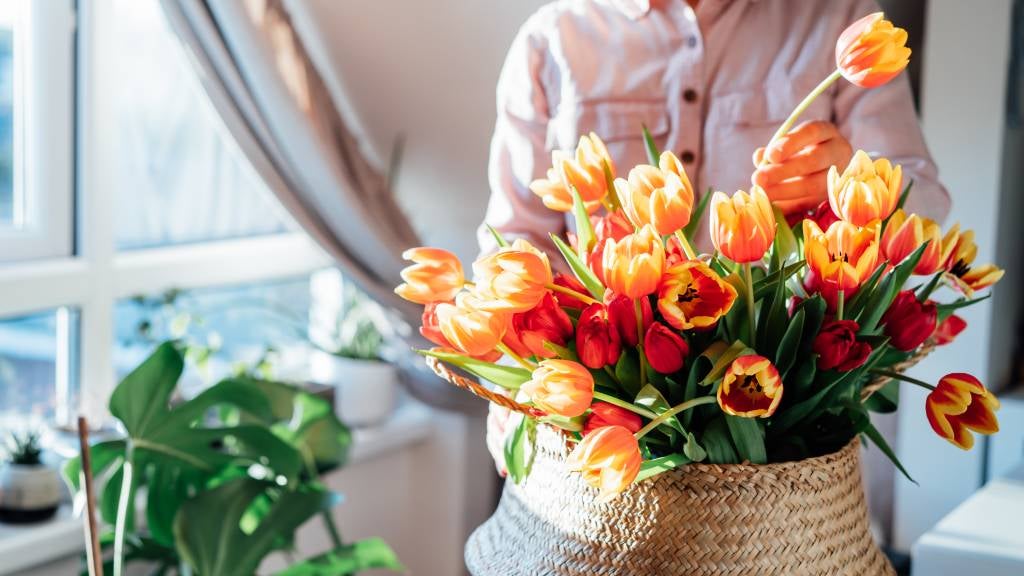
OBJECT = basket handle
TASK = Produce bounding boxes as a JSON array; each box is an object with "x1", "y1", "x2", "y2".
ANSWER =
[
  {"x1": 860, "y1": 339, "x2": 936, "y2": 401},
  {"x1": 425, "y1": 356, "x2": 539, "y2": 416}
]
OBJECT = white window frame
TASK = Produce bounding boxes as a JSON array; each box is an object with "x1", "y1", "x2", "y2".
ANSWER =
[
  {"x1": 0, "y1": 0, "x2": 74, "y2": 262},
  {"x1": 0, "y1": 0, "x2": 330, "y2": 426}
]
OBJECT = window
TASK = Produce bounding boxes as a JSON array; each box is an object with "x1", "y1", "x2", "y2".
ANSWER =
[{"x1": 0, "y1": 0, "x2": 329, "y2": 428}]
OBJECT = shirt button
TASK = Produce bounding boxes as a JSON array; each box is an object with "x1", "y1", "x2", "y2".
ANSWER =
[
  {"x1": 680, "y1": 150, "x2": 696, "y2": 164},
  {"x1": 687, "y1": 35, "x2": 698, "y2": 48},
  {"x1": 683, "y1": 88, "x2": 698, "y2": 103}
]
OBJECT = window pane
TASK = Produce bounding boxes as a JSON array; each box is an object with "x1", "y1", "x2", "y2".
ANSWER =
[
  {"x1": 0, "y1": 309, "x2": 75, "y2": 426},
  {"x1": 114, "y1": 277, "x2": 313, "y2": 397},
  {"x1": 107, "y1": 0, "x2": 293, "y2": 250},
  {"x1": 0, "y1": 4, "x2": 17, "y2": 227}
]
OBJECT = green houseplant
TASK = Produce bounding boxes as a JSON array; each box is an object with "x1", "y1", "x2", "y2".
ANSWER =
[
  {"x1": 0, "y1": 430, "x2": 62, "y2": 523},
  {"x1": 64, "y1": 341, "x2": 402, "y2": 576}
]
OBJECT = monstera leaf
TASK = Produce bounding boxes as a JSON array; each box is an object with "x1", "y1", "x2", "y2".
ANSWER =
[{"x1": 276, "y1": 539, "x2": 404, "y2": 576}]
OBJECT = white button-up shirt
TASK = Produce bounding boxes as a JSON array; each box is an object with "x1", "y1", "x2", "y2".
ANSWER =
[{"x1": 479, "y1": 0, "x2": 949, "y2": 255}]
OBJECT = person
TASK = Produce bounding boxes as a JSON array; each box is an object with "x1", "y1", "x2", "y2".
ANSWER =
[{"x1": 478, "y1": 0, "x2": 949, "y2": 257}]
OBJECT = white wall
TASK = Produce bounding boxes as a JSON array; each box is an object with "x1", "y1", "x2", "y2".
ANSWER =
[
  {"x1": 293, "y1": 0, "x2": 549, "y2": 264},
  {"x1": 892, "y1": 0, "x2": 1016, "y2": 552}
]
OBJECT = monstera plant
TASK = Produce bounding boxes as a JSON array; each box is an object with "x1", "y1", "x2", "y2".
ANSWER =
[{"x1": 64, "y1": 341, "x2": 401, "y2": 576}]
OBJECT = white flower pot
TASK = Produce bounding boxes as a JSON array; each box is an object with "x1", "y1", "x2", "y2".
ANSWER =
[
  {"x1": 0, "y1": 464, "x2": 61, "y2": 524},
  {"x1": 310, "y1": 351, "x2": 397, "y2": 428}
]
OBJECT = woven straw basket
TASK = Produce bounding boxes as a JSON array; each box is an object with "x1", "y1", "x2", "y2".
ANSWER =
[{"x1": 464, "y1": 423, "x2": 894, "y2": 576}]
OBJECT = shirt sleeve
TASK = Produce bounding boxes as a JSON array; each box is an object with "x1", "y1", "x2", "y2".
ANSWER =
[
  {"x1": 832, "y1": 1, "x2": 952, "y2": 224},
  {"x1": 477, "y1": 17, "x2": 566, "y2": 259}
]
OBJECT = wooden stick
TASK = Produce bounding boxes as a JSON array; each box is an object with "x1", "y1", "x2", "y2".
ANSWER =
[{"x1": 77, "y1": 416, "x2": 104, "y2": 576}]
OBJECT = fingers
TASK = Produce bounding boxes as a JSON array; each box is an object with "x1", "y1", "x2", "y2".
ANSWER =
[
  {"x1": 764, "y1": 120, "x2": 840, "y2": 164},
  {"x1": 752, "y1": 137, "x2": 851, "y2": 187},
  {"x1": 761, "y1": 169, "x2": 830, "y2": 214}
]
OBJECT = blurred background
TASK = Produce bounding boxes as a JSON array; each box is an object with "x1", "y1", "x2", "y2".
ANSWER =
[{"x1": 0, "y1": 0, "x2": 1021, "y2": 574}]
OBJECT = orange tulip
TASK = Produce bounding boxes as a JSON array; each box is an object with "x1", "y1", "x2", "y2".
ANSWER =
[
  {"x1": 395, "y1": 247, "x2": 465, "y2": 304},
  {"x1": 521, "y1": 359, "x2": 595, "y2": 418},
  {"x1": 566, "y1": 425, "x2": 642, "y2": 502},
  {"x1": 941, "y1": 224, "x2": 1005, "y2": 296},
  {"x1": 881, "y1": 209, "x2": 946, "y2": 275},
  {"x1": 657, "y1": 260, "x2": 737, "y2": 331},
  {"x1": 472, "y1": 239, "x2": 553, "y2": 313},
  {"x1": 926, "y1": 373, "x2": 999, "y2": 450},
  {"x1": 601, "y1": 224, "x2": 665, "y2": 299},
  {"x1": 528, "y1": 133, "x2": 614, "y2": 213},
  {"x1": 827, "y1": 150, "x2": 902, "y2": 226},
  {"x1": 836, "y1": 12, "x2": 911, "y2": 89},
  {"x1": 803, "y1": 219, "x2": 880, "y2": 308},
  {"x1": 615, "y1": 151, "x2": 694, "y2": 235},
  {"x1": 434, "y1": 293, "x2": 507, "y2": 358},
  {"x1": 716, "y1": 355, "x2": 783, "y2": 418},
  {"x1": 709, "y1": 187, "x2": 775, "y2": 264}
]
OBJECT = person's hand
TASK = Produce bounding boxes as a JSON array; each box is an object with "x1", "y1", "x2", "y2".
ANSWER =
[{"x1": 751, "y1": 120, "x2": 853, "y2": 215}]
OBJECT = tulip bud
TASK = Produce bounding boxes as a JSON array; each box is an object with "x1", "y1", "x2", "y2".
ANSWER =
[
  {"x1": 522, "y1": 359, "x2": 595, "y2": 418},
  {"x1": 395, "y1": 247, "x2": 465, "y2": 304},
  {"x1": 601, "y1": 225, "x2": 665, "y2": 299},
  {"x1": 716, "y1": 355, "x2": 783, "y2": 418},
  {"x1": 576, "y1": 303, "x2": 622, "y2": 369},
  {"x1": 709, "y1": 187, "x2": 776, "y2": 264},
  {"x1": 643, "y1": 322, "x2": 689, "y2": 374},
  {"x1": 583, "y1": 402, "x2": 643, "y2": 435},
  {"x1": 880, "y1": 290, "x2": 937, "y2": 351},
  {"x1": 566, "y1": 425, "x2": 642, "y2": 502},
  {"x1": 503, "y1": 293, "x2": 574, "y2": 359},
  {"x1": 926, "y1": 373, "x2": 999, "y2": 450},
  {"x1": 605, "y1": 293, "x2": 653, "y2": 348},
  {"x1": 810, "y1": 200, "x2": 840, "y2": 231},
  {"x1": 836, "y1": 13, "x2": 911, "y2": 89},
  {"x1": 813, "y1": 320, "x2": 872, "y2": 371},
  {"x1": 933, "y1": 314, "x2": 967, "y2": 346}
]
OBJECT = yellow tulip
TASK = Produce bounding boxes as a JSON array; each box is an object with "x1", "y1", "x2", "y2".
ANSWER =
[
  {"x1": 615, "y1": 151, "x2": 694, "y2": 235},
  {"x1": 472, "y1": 239, "x2": 553, "y2": 313},
  {"x1": 836, "y1": 13, "x2": 912, "y2": 89},
  {"x1": 522, "y1": 359, "x2": 595, "y2": 418},
  {"x1": 709, "y1": 186, "x2": 775, "y2": 264},
  {"x1": 528, "y1": 133, "x2": 614, "y2": 213},
  {"x1": 827, "y1": 150, "x2": 901, "y2": 226},
  {"x1": 566, "y1": 425, "x2": 642, "y2": 502},
  {"x1": 601, "y1": 224, "x2": 665, "y2": 299}
]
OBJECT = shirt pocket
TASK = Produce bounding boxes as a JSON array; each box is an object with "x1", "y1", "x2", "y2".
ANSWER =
[
  {"x1": 564, "y1": 99, "x2": 670, "y2": 169},
  {"x1": 708, "y1": 76, "x2": 833, "y2": 130}
]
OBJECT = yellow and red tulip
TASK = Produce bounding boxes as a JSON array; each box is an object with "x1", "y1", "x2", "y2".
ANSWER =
[
  {"x1": 395, "y1": 247, "x2": 465, "y2": 304},
  {"x1": 529, "y1": 133, "x2": 615, "y2": 213},
  {"x1": 881, "y1": 209, "x2": 947, "y2": 275},
  {"x1": 942, "y1": 225, "x2": 1005, "y2": 296},
  {"x1": 566, "y1": 425, "x2": 642, "y2": 502},
  {"x1": 827, "y1": 151, "x2": 902, "y2": 226},
  {"x1": 657, "y1": 260, "x2": 737, "y2": 331},
  {"x1": 803, "y1": 219, "x2": 880, "y2": 308},
  {"x1": 601, "y1": 224, "x2": 665, "y2": 299},
  {"x1": 835, "y1": 12, "x2": 912, "y2": 89},
  {"x1": 472, "y1": 239, "x2": 553, "y2": 313},
  {"x1": 434, "y1": 293, "x2": 508, "y2": 358},
  {"x1": 717, "y1": 355, "x2": 784, "y2": 418},
  {"x1": 926, "y1": 373, "x2": 999, "y2": 450},
  {"x1": 615, "y1": 151, "x2": 695, "y2": 235},
  {"x1": 709, "y1": 187, "x2": 776, "y2": 264},
  {"x1": 522, "y1": 359, "x2": 595, "y2": 418}
]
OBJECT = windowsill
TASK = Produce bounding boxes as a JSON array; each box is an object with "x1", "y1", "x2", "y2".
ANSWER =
[{"x1": 0, "y1": 401, "x2": 437, "y2": 575}]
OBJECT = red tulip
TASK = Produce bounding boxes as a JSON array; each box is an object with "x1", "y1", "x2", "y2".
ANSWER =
[
  {"x1": 551, "y1": 273, "x2": 590, "y2": 310},
  {"x1": 881, "y1": 290, "x2": 937, "y2": 351},
  {"x1": 813, "y1": 319, "x2": 872, "y2": 371},
  {"x1": 584, "y1": 402, "x2": 643, "y2": 435},
  {"x1": 934, "y1": 314, "x2": 967, "y2": 346},
  {"x1": 576, "y1": 303, "x2": 621, "y2": 369},
  {"x1": 606, "y1": 293, "x2": 653, "y2": 348},
  {"x1": 643, "y1": 322, "x2": 689, "y2": 374},
  {"x1": 810, "y1": 200, "x2": 840, "y2": 230},
  {"x1": 503, "y1": 293, "x2": 574, "y2": 359}
]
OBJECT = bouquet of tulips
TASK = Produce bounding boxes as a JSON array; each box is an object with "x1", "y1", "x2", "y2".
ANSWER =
[{"x1": 395, "y1": 13, "x2": 1004, "y2": 501}]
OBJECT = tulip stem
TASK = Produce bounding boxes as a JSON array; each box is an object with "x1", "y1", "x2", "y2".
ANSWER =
[
  {"x1": 742, "y1": 263, "x2": 757, "y2": 348},
  {"x1": 837, "y1": 290, "x2": 845, "y2": 321},
  {"x1": 634, "y1": 396, "x2": 717, "y2": 439},
  {"x1": 760, "y1": 69, "x2": 843, "y2": 168},
  {"x1": 497, "y1": 343, "x2": 537, "y2": 371},
  {"x1": 673, "y1": 230, "x2": 698, "y2": 261},
  {"x1": 635, "y1": 299, "x2": 648, "y2": 391},
  {"x1": 870, "y1": 369, "x2": 936, "y2": 391},
  {"x1": 546, "y1": 282, "x2": 599, "y2": 306},
  {"x1": 593, "y1": 391, "x2": 659, "y2": 420}
]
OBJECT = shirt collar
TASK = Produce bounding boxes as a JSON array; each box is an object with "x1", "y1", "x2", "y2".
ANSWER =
[{"x1": 608, "y1": 0, "x2": 759, "y2": 21}]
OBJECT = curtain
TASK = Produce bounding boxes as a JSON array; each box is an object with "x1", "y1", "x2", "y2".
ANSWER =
[{"x1": 160, "y1": 0, "x2": 480, "y2": 412}]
